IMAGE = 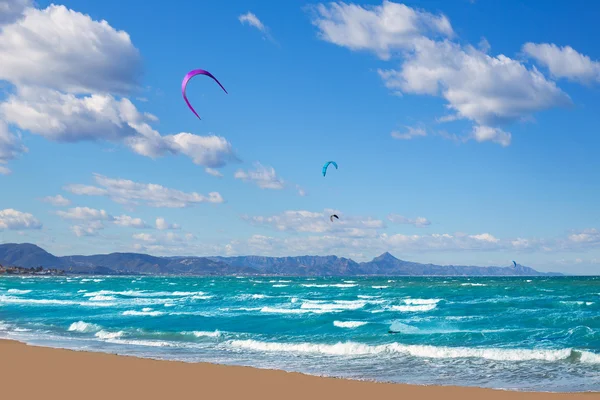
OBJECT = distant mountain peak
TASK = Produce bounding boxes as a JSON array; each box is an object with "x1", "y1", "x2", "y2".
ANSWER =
[{"x1": 373, "y1": 252, "x2": 398, "y2": 262}]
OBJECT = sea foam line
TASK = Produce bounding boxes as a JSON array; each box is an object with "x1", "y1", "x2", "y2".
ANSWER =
[{"x1": 228, "y1": 339, "x2": 600, "y2": 363}]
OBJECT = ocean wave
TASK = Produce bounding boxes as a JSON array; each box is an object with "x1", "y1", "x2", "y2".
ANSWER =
[
  {"x1": 95, "y1": 330, "x2": 124, "y2": 339},
  {"x1": 88, "y1": 295, "x2": 117, "y2": 302},
  {"x1": 7, "y1": 289, "x2": 32, "y2": 294},
  {"x1": 403, "y1": 298, "x2": 441, "y2": 305},
  {"x1": 372, "y1": 286, "x2": 388, "y2": 289},
  {"x1": 260, "y1": 306, "x2": 340, "y2": 315},
  {"x1": 122, "y1": 308, "x2": 165, "y2": 317},
  {"x1": 272, "y1": 284, "x2": 288, "y2": 288},
  {"x1": 301, "y1": 300, "x2": 366, "y2": 311},
  {"x1": 192, "y1": 330, "x2": 222, "y2": 338},
  {"x1": 391, "y1": 304, "x2": 437, "y2": 312},
  {"x1": 191, "y1": 295, "x2": 214, "y2": 300},
  {"x1": 68, "y1": 321, "x2": 101, "y2": 333},
  {"x1": 301, "y1": 284, "x2": 329, "y2": 288},
  {"x1": 333, "y1": 321, "x2": 368, "y2": 328},
  {"x1": 85, "y1": 290, "x2": 207, "y2": 298},
  {"x1": 461, "y1": 283, "x2": 487, "y2": 287},
  {"x1": 228, "y1": 339, "x2": 599, "y2": 363},
  {"x1": 0, "y1": 295, "x2": 113, "y2": 307}
]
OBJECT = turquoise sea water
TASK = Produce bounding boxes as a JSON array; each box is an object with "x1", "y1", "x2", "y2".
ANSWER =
[{"x1": 0, "y1": 276, "x2": 598, "y2": 392}]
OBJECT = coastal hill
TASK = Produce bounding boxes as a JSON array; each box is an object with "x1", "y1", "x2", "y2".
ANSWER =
[{"x1": 0, "y1": 243, "x2": 562, "y2": 276}]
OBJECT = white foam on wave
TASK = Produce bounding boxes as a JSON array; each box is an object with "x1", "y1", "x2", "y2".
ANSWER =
[
  {"x1": 7, "y1": 289, "x2": 32, "y2": 294},
  {"x1": 191, "y1": 295, "x2": 213, "y2": 300},
  {"x1": 332, "y1": 284, "x2": 357, "y2": 288},
  {"x1": 372, "y1": 286, "x2": 388, "y2": 289},
  {"x1": 68, "y1": 321, "x2": 101, "y2": 333},
  {"x1": 403, "y1": 298, "x2": 441, "y2": 305},
  {"x1": 85, "y1": 290, "x2": 207, "y2": 298},
  {"x1": 89, "y1": 295, "x2": 117, "y2": 302},
  {"x1": 301, "y1": 284, "x2": 329, "y2": 288},
  {"x1": 95, "y1": 330, "x2": 124, "y2": 339},
  {"x1": 461, "y1": 283, "x2": 487, "y2": 287},
  {"x1": 228, "y1": 339, "x2": 594, "y2": 363},
  {"x1": 260, "y1": 306, "x2": 339, "y2": 315},
  {"x1": 122, "y1": 308, "x2": 165, "y2": 317},
  {"x1": 358, "y1": 295, "x2": 379, "y2": 299},
  {"x1": 272, "y1": 284, "x2": 288, "y2": 288},
  {"x1": 192, "y1": 330, "x2": 221, "y2": 338},
  {"x1": 343, "y1": 281, "x2": 356, "y2": 284},
  {"x1": 391, "y1": 304, "x2": 437, "y2": 312},
  {"x1": 333, "y1": 321, "x2": 368, "y2": 328},
  {"x1": 301, "y1": 300, "x2": 366, "y2": 311},
  {"x1": 0, "y1": 295, "x2": 113, "y2": 307}
]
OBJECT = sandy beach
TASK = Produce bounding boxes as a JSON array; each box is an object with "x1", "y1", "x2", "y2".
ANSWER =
[{"x1": 1, "y1": 339, "x2": 597, "y2": 400}]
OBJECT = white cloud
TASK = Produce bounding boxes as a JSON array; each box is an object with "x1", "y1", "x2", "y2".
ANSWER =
[
  {"x1": 113, "y1": 215, "x2": 149, "y2": 228},
  {"x1": 205, "y1": 167, "x2": 223, "y2": 177},
  {"x1": 0, "y1": 87, "x2": 239, "y2": 171},
  {"x1": 387, "y1": 214, "x2": 431, "y2": 227},
  {"x1": 0, "y1": 3, "x2": 237, "y2": 174},
  {"x1": 242, "y1": 209, "x2": 385, "y2": 237},
  {"x1": 0, "y1": 0, "x2": 31, "y2": 27},
  {"x1": 391, "y1": 126, "x2": 426, "y2": 140},
  {"x1": 296, "y1": 185, "x2": 307, "y2": 196},
  {"x1": 523, "y1": 43, "x2": 600, "y2": 84},
  {"x1": 471, "y1": 125, "x2": 511, "y2": 147},
  {"x1": 234, "y1": 162, "x2": 285, "y2": 189},
  {"x1": 310, "y1": 0, "x2": 453, "y2": 60},
  {"x1": 239, "y1": 11, "x2": 266, "y2": 32},
  {"x1": 40, "y1": 194, "x2": 71, "y2": 207},
  {"x1": 155, "y1": 217, "x2": 180, "y2": 230},
  {"x1": 312, "y1": 2, "x2": 571, "y2": 146},
  {"x1": 64, "y1": 173, "x2": 224, "y2": 208},
  {"x1": 56, "y1": 207, "x2": 112, "y2": 221},
  {"x1": 378, "y1": 39, "x2": 570, "y2": 135},
  {"x1": 0, "y1": 208, "x2": 42, "y2": 230},
  {"x1": 56, "y1": 206, "x2": 150, "y2": 235},
  {"x1": 0, "y1": 121, "x2": 27, "y2": 174},
  {"x1": 0, "y1": 4, "x2": 142, "y2": 94},
  {"x1": 71, "y1": 220, "x2": 104, "y2": 237}
]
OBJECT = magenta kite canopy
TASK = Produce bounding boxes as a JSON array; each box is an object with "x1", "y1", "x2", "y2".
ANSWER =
[{"x1": 182, "y1": 69, "x2": 228, "y2": 120}]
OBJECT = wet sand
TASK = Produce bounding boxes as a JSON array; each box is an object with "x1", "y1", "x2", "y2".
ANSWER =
[{"x1": 1, "y1": 339, "x2": 597, "y2": 400}]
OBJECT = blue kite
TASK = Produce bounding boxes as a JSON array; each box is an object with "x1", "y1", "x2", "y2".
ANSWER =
[{"x1": 322, "y1": 161, "x2": 338, "y2": 177}]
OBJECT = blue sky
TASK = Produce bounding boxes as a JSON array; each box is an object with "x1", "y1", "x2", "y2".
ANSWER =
[{"x1": 1, "y1": 0, "x2": 600, "y2": 274}]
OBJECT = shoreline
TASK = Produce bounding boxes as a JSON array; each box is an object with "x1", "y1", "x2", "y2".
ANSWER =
[{"x1": 1, "y1": 339, "x2": 598, "y2": 399}]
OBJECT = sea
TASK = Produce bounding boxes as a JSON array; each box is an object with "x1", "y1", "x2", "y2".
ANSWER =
[{"x1": 0, "y1": 275, "x2": 598, "y2": 392}]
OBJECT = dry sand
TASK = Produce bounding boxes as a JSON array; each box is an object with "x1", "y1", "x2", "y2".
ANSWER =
[{"x1": 1, "y1": 339, "x2": 598, "y2": 400}]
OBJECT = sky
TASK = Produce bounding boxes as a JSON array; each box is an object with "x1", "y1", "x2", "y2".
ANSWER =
[{"x1": 1, "y1": 0, "x2": 600, "y2": 274}]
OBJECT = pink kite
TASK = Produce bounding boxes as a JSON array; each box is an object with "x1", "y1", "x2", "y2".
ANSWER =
[{"x1": 182, "y1": 69, "x2": 228, "y2": 120}]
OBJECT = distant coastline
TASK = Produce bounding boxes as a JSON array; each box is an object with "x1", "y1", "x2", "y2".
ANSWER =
[{"x1": 0, "y1": 242, "x2": 563, "y2": 277}]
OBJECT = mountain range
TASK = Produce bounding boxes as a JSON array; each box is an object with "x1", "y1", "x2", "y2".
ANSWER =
[{"x1": 0, "y1": 243, "x2": 563, "y2": 276}]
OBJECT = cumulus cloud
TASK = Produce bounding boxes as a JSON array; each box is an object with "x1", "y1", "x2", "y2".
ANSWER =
[
  {"x1": 56, "y1": 206, "x2": 151, "y2": 236},
  {"x1": 64, "y1": 173, "x2": 224, "y2": 208},
  {"x1": 0, "y1": 208, "x2": 42, "y2": 230},
  {"x1": 0, "y1": 0, "x2": 31, "y2": 27},
  {"x1": 234, "y1": 162, "x2": 285, "y2": 189},
  {"x1": 0, "y1": 4, "x2": 142, "y2": 94},
  {"x1": 0, "y1": 121, "x2": 27, "y2": 174},
  {"x1": 377, "y1": 39, "x2": 569, "y2": 134},
  {"x1": 0, "y1": 86, "x2": 239, "y2": 171},
  {"x1": 40, "y1": 194, "x2": 71, "y2": 207},
  {"x1": 391, "y1": 126, "x2": 426, "y2": 140},
  {"x1": 155, "y1": 217, "x2": 180, "y2": 230},
  {"x1": 311, "y1": 1, "x2": 572, "y2": 146},
  {"x1": 0, "y1": 3, "x2": 238, "y2": 174},
  {"x1": 310, "y1": 0, "x2": 453, "y2": 60},
  {"x1": 387, "y1": 214, "x2": 431, "y2": 227},
  {"x1": 523, "y1": 43, "x2": 600, "y2": 84},
  {"x1": 242, "y1": 209, "x2": 385, "y2": 238}
]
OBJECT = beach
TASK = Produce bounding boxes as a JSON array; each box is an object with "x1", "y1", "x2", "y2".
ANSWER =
[{"x1": 1, "y1": 339, "x2": 598, "y2": 400}]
